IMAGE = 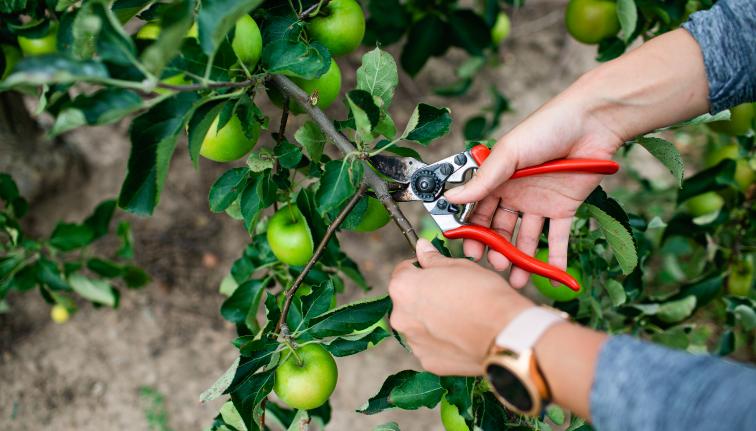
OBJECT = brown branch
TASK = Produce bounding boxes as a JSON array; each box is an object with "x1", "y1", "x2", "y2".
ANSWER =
[
  {"x1": 299, "y1": 0, "x2": 331, "y2": 19},
  {"x1": 276, "y1": 97, "x2": 290, "y2": 143},
  {"x1": 155, "y1": 78, "x2": 260, "y2": 92},
  {"x1": 271, "y1": 74, "x2": 419, "y2": 249},
  {"x1": 275, "y1": 183, "x2": 368, "y2": 333}
]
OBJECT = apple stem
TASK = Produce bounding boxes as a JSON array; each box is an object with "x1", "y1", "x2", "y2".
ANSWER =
[
  {"x1": 283, "y1": 338, "x2": 304, "y2": 367},
  {"x1": 299, "y1": 0, "x2": 330, "y2": 19}
]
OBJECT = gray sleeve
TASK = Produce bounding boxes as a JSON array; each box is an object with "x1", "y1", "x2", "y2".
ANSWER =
[
  {"x1": 682, "y1": 0, "x2": 756, "y2": 113},
  {"x1": 590, "y1": 335, "x2": 756, "y2": 431}
]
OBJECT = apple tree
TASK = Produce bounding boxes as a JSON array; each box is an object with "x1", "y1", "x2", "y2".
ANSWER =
[{"x1": 0, "y1": 1, "x2": 753, "y2": 430}]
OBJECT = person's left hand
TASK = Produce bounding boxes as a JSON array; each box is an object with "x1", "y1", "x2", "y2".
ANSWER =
[{"x1": 388, "y1": 239, "x2": 534, "y2": 376}]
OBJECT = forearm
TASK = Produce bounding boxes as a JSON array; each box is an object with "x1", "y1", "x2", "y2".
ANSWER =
[
  {"x1": 533, "y1": 322, "x2": 606, "y2": 420},
  {"x1": 566, "y1": 29, "x2": 709, "y2": 142}
]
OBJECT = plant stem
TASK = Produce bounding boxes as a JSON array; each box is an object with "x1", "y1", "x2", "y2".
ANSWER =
[
  {"x1": 271, "y1": 74, "x2": 418, "y2": 250},
  {"x1": 283, "y1": 338, "x2": 304, "y2": 367},
  {"x1": 275, "y1": 183, "x2": 367, "y2": 333},
  {"x1": 155, "y1": 78, "x2": 261, "y2": 92},
  {"x1": 276, "y1": 96, "x2": 290, "y2": 142},
  {"x1": 299, "y1": 0, "x2": 330, "y2": 19}
]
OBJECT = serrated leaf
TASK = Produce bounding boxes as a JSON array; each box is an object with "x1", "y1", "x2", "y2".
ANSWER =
[
  {"x1": 636, "y1": 136, "x2": 684, "y2": 187},
  {"x1": 1, "y1": 54, "x2": 109, "y2": 89},
  {"x1": 347, "y1": 90, "x2": 380, "y2": 144},
  {"x1": 356, "y1": 47, "x2": 398, "y2": 108},
  {"x1": 220, "y1": 400, "x2": 248, "y2": 431},
  {"x1": 118, "y1": 92, "x2": 198, "y2": 215},
  {"x1": 274, "y1": 139, "x2": 303, "y2": 169},
  {"x1": 307, "y1": 295, "x2": 391, "y2": 338},
  {"x1": 389, "y1": 371, "x2": 443, "y2": 410},
  {"x1": 439, "y1": 376, "x2": 474, "y2": 422},
  {"x1": 197, "y1": 0, "x2": 262, "y2": 56},
  {"x1": 286, "y1": 409, "x2": 309, "y2": 431},
  {"x1": 229, "y1": 369, "x2": 274, "y2": 431},
  {"x1": 733, "y1": 305, "x2": 756, "y2": 331},
  {"x1": 585, "y1": 204, "x2": 638, "y2": 274},
  {"x1": 246, "y1": 149, "x2": 276, "y2": 172},
  {"x1": 323, "y1": 326, "x2": 390, "y2": 357},
  {"x1": 49, "y1": 223, "x2": 95, "y2": 251},
  {"x1": 316, "y1": 160, "x2": 364, "y2": 215},
  {"x1": 262, "y1": 39, "x2": 331, "y2": 79},
  {"x1": 616, "y1": 0, "x2": 637, "y2": 43},
  {"x1": 240, "y1": 171, "x2": 276, "y2": 232},
  {"x1": 374, "y1": 422, "x2": 400, "y2": 431},
  {"x1": 209, "y1": 168, "x2": 250, "y2": 213},
  {"x1": 51, "y1": 88, "x2": 143, "y2": 136},
  {"x1": 68, "y1": 273, "x2": 117, "y2": 307},
  {"x1": 140, "y1": 0, "x2": 195, "y2": 77},
  {"x1": 295, "y1": 121, "x2": 327, "y2": 163},
  {"x1": 221, "y1": 278, "x2": 266, "y2": 324},
  {"x1": 401, "y1": 104, "x2": 452, "y2": 146},
  {"x1": 658, "y1": 295, "x2": 697, "y2": 323},
  {"x1": 358, "y1": 370, "x2": 416, "y2": 415},
  {"x1": 200, "y1": 357, "x2": 240, "y2": 402}
]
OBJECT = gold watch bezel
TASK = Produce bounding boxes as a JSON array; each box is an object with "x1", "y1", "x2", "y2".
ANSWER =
[{"x1": 483, "y1": 344, "x2": 551, "y2": 416}]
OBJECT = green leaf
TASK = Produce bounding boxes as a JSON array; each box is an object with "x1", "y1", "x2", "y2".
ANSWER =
[
  {"x1": 316, "y1": 160, "x2": 364, "y2": 215},
  {"x1": 49, "y1": 223, "x2": 95, "y2": 251},
  {"x1": 356, "y1": 47, "x2": 398, "y2": 108},
  {"x1": 84, "y1": 199, "x2": 117, "y2": 240},
  {"x1": 300, "y1": 281, "x2": 336, "y2": 325},
  {"x1": 323, "y1": 326, "x2": 390, "y2": 357},
  {"x1": 262, "y1": 38, "x2": 331, "y2": 80},
  {"x1": 140, "y1": 0, "x2": 195, "y2": 77},
  {"x1": 402, "y1": 104, "x2": 452, "y2": 146},
  {"x1": 220, "y1": 400, "x2": 248, "y2": 431},
  {"x1": 68, "y1": 273, "x2": 117, "y2": 307},
  {"x1": 657, "y1": 295, "x2": 697, "y2": 323},
  {"x1": 240, "y1": 171, "x2": 276, "y2": 232},
  {"x1": 116, "y1": 221, "x2": 134, "y2": 259},
  {"x1": 616, "y1": 0, "x2": 638, "y2": 43},
  {"x1": 733, "y1": 305, "x2": 756, "y2": 331},
  {"x1": 118, "y1": 92, "x2": 198, "y2": 215},
  {"x1": 546, "y1": 405, "x2": 566, "y2": 425},
  {"x1": 221, "y1": 279, "x2": 266, "y2": 324},
  {"x1": 439, "y1": 376, "x2": 474, "y2": 421},
  {"x1": 389, "y1": 371, "x2": 443, "y2": 410},
  {"x1": 585, "y1": 204, "x2": 638, "y2": 274},
  {"x1": 347, "y1": 90, "x2": 381, "y2": 143},
  {"x1": 87, "y1": 258, "x2": 123, "y2": 278},
  {"x1": 635, "y1": 137, "x2": 684, "y2": 188},
  {"x1": 197, "y1": 0, "x2": 263, "y2": 56},
  {"x1": 678, "y1": 159, "x2": 737, "y2": 203},
  {"x1": 91, "y1": 2, "x2": 138, "y2": 66},
  {"x1": 36, "y1": 258, "x2": 69, "y2": 291},
  {"x1": 274, "y1": 139, "x2": 303, "y2": 169},
  {"x1": 357, "y1": 370, "x2": 416, "y2": 415},
  {"x1": 209, "y1": 168, "x2": 250, "y2": 213},
  {"x1": 187, "y1": 100, "x2": 225, "y2": 166},
  {"x1": 200, "y1": 357, "x2": 240, "y2": 402},
  {"x1": 448, "y1": 9, "x2": 489, "y2": 55},
  {"x1": 1, "y1": 54, "x2": 109, "y2": 89},
  {"x1": 307, "y1": 295, "x2": 391, "y2": 338},
  {"x1": 246, "y1": 149, "x2": 276, "y2": 172},
  {"x1": 51, "y1": 88, "x2": 143, "y2": 136},
  {"x1": 230, "y1": 369, "x2": 274, "y2": 431},
  {"x1": 400, "y1": 15, "x2": 449, "y2": 76},
  {"x1": 604, "y1": 279, "x2": 627, "y2": 306},
  {"x1": 122, "y1": 265, "x2": 151, "y2": 288},
  {"x1": 295, "y1": 121, "x2": 327, "y2": 163}
]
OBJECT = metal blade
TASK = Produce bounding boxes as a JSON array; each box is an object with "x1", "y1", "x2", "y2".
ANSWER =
[{"x1": 369, "y1": 154, "x2": 426, "y2": 184}]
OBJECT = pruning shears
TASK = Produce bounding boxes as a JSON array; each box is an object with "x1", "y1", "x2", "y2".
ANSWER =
[{"x1": 371, "y1": 144, "x2": 620, "y2": 291}]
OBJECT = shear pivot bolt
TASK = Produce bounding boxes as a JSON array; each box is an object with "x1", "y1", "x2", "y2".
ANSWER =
[
  {"x1": 416, "y1": 175, "x2": 436, "y2": 193},
  {"x1": 454, "y1": 154, "x2": 467, "y2": 165},
  {"x1": 440, "y1": 163, "x2": 453, "y2": 176},
  {"x1": 436, "y1": 199, "x2": 448, "y2": 210}
]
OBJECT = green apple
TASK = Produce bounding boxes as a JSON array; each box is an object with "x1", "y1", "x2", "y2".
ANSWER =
[
  {"x1": 200, "y1": 114, "x2": 259, "y2": 162},
  {"x1": 17, "y1": 26, "x2": 58, "y2": 56},
  {"x1": 491, "y1": 12, "x2": 511, "y2": 45},
  {"x1": 1, "y1": 44, "x2": 21, "y2": 79},
  {"x1": 685, "y1": 191, "x2": 724, "y2": 217},
  {"x1": 565, "y1": 0, "x2": 620, "y2": 44},
  {"x1": 268, "y1": 58, "x2": 342, "y2": 114},
  {"x1": 705, "y1": 143, "x2": 754, "y2": 191},
  {"x1": 727, "y1": 257, "x2": 753, "y2": 297},
  {"x1": 136, "y1": 22, "x2": 198, "y2": 40},
  {"x1": 352, "y1": 197, "x2": 391, "y2": 232},
  {"x1": 440, "y1": 395, "x2": 470, "y2": 431},
  {"x1": 532, "y1": 249, "x2": 584, "y2": 302},
  {"x1": 306, "y1": 0, "x2": 365, "y2": 56},
  {"x1": 267, "y1": 206, "x2": 315, "y2": 266},
  {"x1": 707, "y1": 103, "x2": 754, "y2": 136},
  {"x1": 274, "y1": 343, "x2": 338, "y2": 410},
  {"x1": 232, "y1": 15, "x2": 263, "y2": 69}
]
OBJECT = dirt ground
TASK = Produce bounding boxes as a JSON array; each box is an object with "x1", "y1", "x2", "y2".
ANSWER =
[{"x1": 0, "y1": 2, "x2": 601, "y2": 430}]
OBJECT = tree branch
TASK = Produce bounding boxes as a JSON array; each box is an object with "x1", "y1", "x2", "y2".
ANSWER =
[
  {"x1": 271, "y1": 74, "x2": 418, "y2": 250},
  {"x1": 275, "y1": 183, "x2": 367, "y2": 334},
  {"x1": 155, "y1": 78, "x2": 261, "y2": 92},
  {"x1": 299, "y1": 0, "x2": 330, "y2": 19}
]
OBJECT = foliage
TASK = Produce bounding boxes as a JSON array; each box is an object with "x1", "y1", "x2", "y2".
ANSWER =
[
  {"x1": 0, "y1": 173, "x2": 148, "y2": 315},
  {"x1": 1, "y1": 1, "x2": 753, "y2": 430}
]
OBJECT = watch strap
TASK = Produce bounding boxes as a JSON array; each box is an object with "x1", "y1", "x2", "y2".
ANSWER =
[{"x1": 494, "y1": 307, "x2": 566, "y2": 354}]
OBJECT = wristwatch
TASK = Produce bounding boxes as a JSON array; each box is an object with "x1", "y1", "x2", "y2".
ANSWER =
[{"x1": 483, "y1": 306, "x2": 568, "y2": 415}]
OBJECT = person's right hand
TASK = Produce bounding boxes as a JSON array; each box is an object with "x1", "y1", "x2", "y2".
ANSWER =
[{"x1": 445, "y1": 94, "x2": 624, "y2": 288}]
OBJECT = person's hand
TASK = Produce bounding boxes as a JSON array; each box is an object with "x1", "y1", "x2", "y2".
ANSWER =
[
  {"x1": 445, "y1": 95, "x2": 624, "y2": 288},
  {"x1": 388, "y1": 239, "x2": 533, "y2": 376}
]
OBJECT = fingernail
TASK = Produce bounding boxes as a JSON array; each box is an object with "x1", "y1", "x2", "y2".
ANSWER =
[{"x1": 416, "y1": 238, "x2": 435, "y2": 254}]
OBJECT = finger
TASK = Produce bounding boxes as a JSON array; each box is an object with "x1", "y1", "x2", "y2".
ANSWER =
[
  {"x1": 463, "y1": 196, "x2": 499, "y2": 261},
  {"x1": 487, "y1": 205, "x2": 520, "y2": 270},
  {"x1": 509, "y1": 214, "x2": 544, "y2": 289},
  {"x1": 547, "y1": 217, "x2": 572, "y2": 271},
  {"x1": 445, "y1": 142, "x2": 517, "y2": 204},
  {"x1": 391, "y1": 259, "x2": 418, "y2": 279},
  {"x1": 416, "y1": 238, "x2": 454, "y2": 269}
]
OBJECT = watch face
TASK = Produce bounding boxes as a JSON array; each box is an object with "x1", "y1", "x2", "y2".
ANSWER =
[{"x1": 486, "y1": 363, "x2": 533, "y2": 412}]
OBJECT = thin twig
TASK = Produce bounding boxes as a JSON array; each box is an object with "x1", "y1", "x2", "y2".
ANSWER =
[
  {"x1": 276, "y1": 97, "x2": 290, "y2": 142},
  {"x1": 299, "y1": 0, "x2": 330, "y2": 19},
  {"x1": 275, "y1": 183, "x2": 368, "y2": 333},
  {"x1": 272, "y1": 74, "x2": 419, "y2": 249},
  {"x1": 155, "y1": 78, "x2": 260, "y2": 92}
]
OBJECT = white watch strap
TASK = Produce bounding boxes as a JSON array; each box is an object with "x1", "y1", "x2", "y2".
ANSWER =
[{"x1": 494, "y1": 307, "x2": 566, "y2": 354}]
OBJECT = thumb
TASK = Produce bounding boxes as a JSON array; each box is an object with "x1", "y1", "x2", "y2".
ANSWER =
[
  {"x1": 445, "y1": 143, "x2": 516, "y2": 204},
  {"x1": 415, "y1": 238, "x2": 452, "y2": 268}
]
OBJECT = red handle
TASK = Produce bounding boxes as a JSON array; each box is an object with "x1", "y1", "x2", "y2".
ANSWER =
[
  {"x1": 469, "y1": 144, "x2": 619, "y2": 178},
  {"x1": 443, "y1": 224, "x2": 581, "y2": 291}
]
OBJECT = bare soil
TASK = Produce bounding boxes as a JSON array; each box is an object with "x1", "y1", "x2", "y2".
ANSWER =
[{"x1": 0, "y1": 2, "x2": 600, "y2": 430}]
